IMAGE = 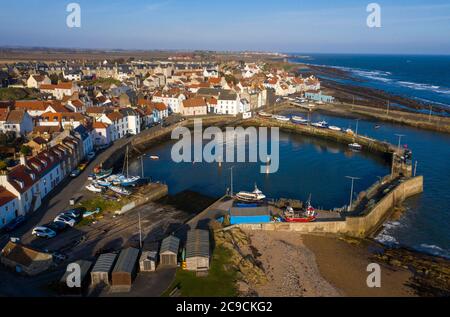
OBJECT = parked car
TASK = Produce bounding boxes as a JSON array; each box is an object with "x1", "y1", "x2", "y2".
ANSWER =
[
  {"x1": 78, "y1": 163, "x2": 88, "y2": 171},
  {"x1": 70, "y1": 169, "x2": 81, "y2": 178},
  {"x1": 87, "y1": 152, "x2": 96, "y2": 162},
  {"x1": 54, "y1": 215, "x2": 76, "y2": 227},
  {"x1": 32, "y1": 227, "x2": 57, "y2": 239},
  {"x1": 43, "y1": 221, "x2": 67, "y2": 233},
  {"x1": 3, "y1": 216, "x2": 26, "y2": 233},
  {"x1": 61, "y1": 208, "x2": 85, "y2": 220}
]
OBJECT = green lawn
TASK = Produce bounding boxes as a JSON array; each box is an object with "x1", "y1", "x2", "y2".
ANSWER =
[
  {"x1": 163, "y1": 245, "x2": 237, "y2": 297},
  {"x1": 75, "y1": 197, "x2": 124, "y2": 226}
]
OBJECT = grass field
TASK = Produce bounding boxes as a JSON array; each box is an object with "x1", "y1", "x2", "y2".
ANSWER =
[{"x1": 163, "y1": 245, "x2": 237, "y2": 297}]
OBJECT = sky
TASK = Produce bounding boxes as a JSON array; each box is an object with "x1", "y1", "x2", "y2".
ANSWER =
[{"x1": 1, "y1": 0, "x2": 450, "y2": 54}]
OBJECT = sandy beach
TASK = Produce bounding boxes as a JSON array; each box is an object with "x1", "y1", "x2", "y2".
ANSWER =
[{"x1": 244, "y1": 231, "x2": 416, "y2": 297}]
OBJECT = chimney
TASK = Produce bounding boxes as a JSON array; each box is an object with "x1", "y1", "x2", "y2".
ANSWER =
[{"x1": 20, "y1": 154, "x2": 27, "y2": 166}]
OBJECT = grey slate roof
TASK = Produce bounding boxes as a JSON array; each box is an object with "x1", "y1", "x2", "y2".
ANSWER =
[
  {"x1": 230, "y1": 206, "x2": 270, "y2": 217},
  {"x1": 113, "y1": 248, "x2": 139, "y2": 274},
  {"x1": 160, "y1": 235, "x2": 180, "y2": 254},
  {"x1": 91, "y1": 253, "x2": 117, "y2": 273},
  {"x1": 186, "y1": 229, "x2": 210, "y2": 259}
]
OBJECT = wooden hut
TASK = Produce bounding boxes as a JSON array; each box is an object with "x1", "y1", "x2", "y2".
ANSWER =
[
  {"x1": 90, "y1": 253, "x2": 117, "y2": 287},
  {"x1": 111, "y1": 248, "x2": 140, "y2": 290},
  {"x1": 159, "y1": 236, "x2": 180, "y2": 267},
  {"x1": 185, "y1": 229, "x2": 210, "y2": 272}
]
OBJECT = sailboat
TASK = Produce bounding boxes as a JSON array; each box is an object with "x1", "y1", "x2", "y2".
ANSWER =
[
  {"x1": 114, "y1": 146, "x2": 141, "y2": 187},
  {"x1": 348, "y1": 119, "x2": 362, "y2": 151}
]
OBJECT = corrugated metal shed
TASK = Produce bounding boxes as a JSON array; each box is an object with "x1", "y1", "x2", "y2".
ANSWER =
[
  {"x1": 112, "y1": 248, "x2": 140, "y2": 288},
  {"x1": 160, "y1": 236, "x2": 180, "y2": 255},
  {"x1": 113, "y1": 248, "x2": 140, "y2": 274},
  {"x1": 91, "y1": 253, "x2": 117, "y2": 286},
  {"x1": 186, "y1": 229, "x2": 210, "y2": 259},
  {"x1": 139, "y1": 251, "x2": 158, "y2": 272},
  {"x1": 60, "y1": 260, "x2": 93, "y2": 284}
]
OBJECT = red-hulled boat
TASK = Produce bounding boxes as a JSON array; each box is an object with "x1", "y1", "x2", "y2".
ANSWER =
[{"x1": 284, "y1": 197, "x2": 317, "y2": 223}]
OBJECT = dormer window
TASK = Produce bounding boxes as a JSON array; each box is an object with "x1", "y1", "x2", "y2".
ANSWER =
[
  {"x1": 14, "y1": 179, "x2": 24, "y2": 189},
  {"x1": 30, "y1": 173, "x2": 35, "y2": 180}
]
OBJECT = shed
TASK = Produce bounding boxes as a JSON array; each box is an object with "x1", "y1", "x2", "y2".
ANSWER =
[
  {"x1": 91, "y1": 253, "x2": 117, "y2": 287},
  {"x1": 229, "y1": 206, "x2": 271, "y2": 224},
  {"x1": 111, "y1": 248, "x2": 140, "y2": 288},
  {"x1": 185, "y1": 229, "x2": 210, "y2": 272},
  {"x1": 0, "y1": 242, "x2": 53, "y2": 276},
  {"x1": 139, "y1": 251, "x2": 158, "y2": 272},
  {"x1": 59, "y1": 260, "x2": 93, "y2": 295},
  {"x1": 160, "y1": 236, "x2": 180, "y2": 267}
]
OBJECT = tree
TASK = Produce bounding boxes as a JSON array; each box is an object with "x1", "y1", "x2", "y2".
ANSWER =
[{"x1": 20, "y1": 145, "x2": 32, "y2": 156}]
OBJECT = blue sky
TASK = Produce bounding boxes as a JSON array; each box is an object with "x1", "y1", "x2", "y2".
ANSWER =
[{"x1": 1, "y1": 0, "x2": 450, "y2": 54}]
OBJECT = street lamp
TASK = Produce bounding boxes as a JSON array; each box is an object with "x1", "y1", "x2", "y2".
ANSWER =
[
  {"x1": 346, "y1": 176, "x2": 361, "y2": 212},
  {"x1": 395, "y1": 134, "x2": 405, "y2": 151}
]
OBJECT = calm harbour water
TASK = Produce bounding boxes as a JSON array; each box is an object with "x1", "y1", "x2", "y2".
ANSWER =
[{"x1": 129, "y1": 113, "x2": 450, "y2": 258}]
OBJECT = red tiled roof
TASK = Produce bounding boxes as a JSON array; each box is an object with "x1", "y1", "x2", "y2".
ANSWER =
[
  {"x1": 0, "y1": 186, "x2": 16, "y2": 206},
  {"x1": 182, "y1": 97, "x2": 207, "y2": 108}
]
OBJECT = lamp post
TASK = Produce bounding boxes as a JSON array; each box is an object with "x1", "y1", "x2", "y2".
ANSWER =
[
  {"x1": 395, "y1": 134, "x2": 405, "y2": 152},
  {"x1": 346, "y1": 176, "x2": 361, "y2": 212}
]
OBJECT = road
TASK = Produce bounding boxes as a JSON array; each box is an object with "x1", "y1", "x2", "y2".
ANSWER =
[{"x1": 0, "y1": 121, "x2": 177, "y2": 249}]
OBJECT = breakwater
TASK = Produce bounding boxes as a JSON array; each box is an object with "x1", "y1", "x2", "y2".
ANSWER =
[{"x1": 237, "y1": 176, "x2": 423, "y2": 238}]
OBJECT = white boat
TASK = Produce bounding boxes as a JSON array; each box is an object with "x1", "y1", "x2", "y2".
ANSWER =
[
  {"x1": 113, "y1": 175, "x2": 141, "y2": 187},
  {"x1": 86, "y1": 184, "x2": 103, "y2": 193},
  {"x1": 150, "y1": 155, "x2": 160, "y2": 160},
  {"x1": 94, "y1": 180, "x2": 111, "y2": 187},
  {"x1": 345, "y1": 128, "x2": 354, "y2": 134},
  {"x1": 291, "y1": 116, "x2": 309, "y2": 125},
  {"x1": 106, "y1": 174, "x2": 121, "y2": 182},
  {"x1": 235, "y1": 185, "x2": 266, "y2": 202},
  {"x1": 273, "y1": 115, "x2": 290, "y2": 122},
  {"x1": 258, "y1": 111, "x2": 272, "y2": 118},
  {"x1": 110, "y1": 186, "x2": 131, "y2": 196},
  {"x1": 311, "y1": 121, "x2": 328, "y2": 128},
  {"x1": 328, "y1": 126, "x2": 342, "y2": 132},
  {"x1": 349, "y1": 143, "x2": 363, "y2": 151}
]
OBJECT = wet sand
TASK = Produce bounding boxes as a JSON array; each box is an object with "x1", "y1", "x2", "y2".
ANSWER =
[
  {"x1": 245, "y1": 230, "x2": 416, "y2": 297},
  {"x1": 302, "y1": 235, "x2": 415, "y2": 297}
]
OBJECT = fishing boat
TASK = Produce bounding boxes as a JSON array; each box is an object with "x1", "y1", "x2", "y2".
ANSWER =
[
  {"x1": 328, "y1": 126, "x2": 342, "y2": 132},
  {"x1": 348, "y1": 142, "x2": 363, "y2": 151},
  {"x1": 258, "y1": 111, "x2": 272, "y2": 118},
  {"x1": 291, "y1": 116, "x2": 309, "y2": 125},
  {"x1": 95, "y1": 168, "x2": 113, "y2": 180},
  {"x1": 284, "y1": 196, "x2": 317, "y2": 223},
  {"x1": 311, "y1": 121, "x2": 328, "y2": 128},
  {"x1": 110, "y1": 186, "x2": 131, "y2": 196},
  {"x1": 235, "y1": 184, "x2": 266, "y2": 202},
  {"x1": 273, "y1": 115, "x2": 290, "y2": 122},
  {"x1": 83, "y1": 208, "x2": 101, "y2": 218},
  {"x1": 86, "y1": 184, "x2": 103, "y2": 193},
  {"x1": 149, "y1": 155, "x2": 160, "y2": 160}
]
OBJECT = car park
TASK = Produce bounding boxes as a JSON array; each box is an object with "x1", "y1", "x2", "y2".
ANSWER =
[
  {"x1": 32, "y1": 227, "x2": 57, "y2": 239},
  {"x1": 54, "y1": 215, "x2": 77, "y2": 227},
  {"x1": 43, "y1": 221, "x2": 67, "y2": 233}
]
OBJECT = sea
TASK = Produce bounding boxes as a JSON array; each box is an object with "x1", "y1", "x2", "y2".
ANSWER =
[
  {"x1": 129, "y1": 54, "x2": 450, "y2": 259},
  {"x1": 289, "y1": 53, "x2": 450, "y2": 110}
]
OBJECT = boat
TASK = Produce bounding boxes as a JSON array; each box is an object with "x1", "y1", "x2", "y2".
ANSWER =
[
  {"x1": 150, "y1": 155, "x2": 160, "y2": 160},
  {"x1": 348, "y1": 143, "x2": 363, "y2": 151},
  {"x1": 258, "y1": 111, "x2": 272, "y2": 118},
  {"x1": 95, "y1": 168, "x2": 113, "y2": 180},
  {"x1": 272, "y1": 115, "x2": 290, "y2": 122},
  {"x1": 374, "y1": 125, "x2": 381, "y2": 129},
  {"x1": 235, "y1": 184, "x2": 266, "y2": 202},
  {"x1": 94, "y1": 180, "x2": 111, "y2": 187},
  {"x1": 345, "y1": 128, "x2": 354, "y2": 134},
  {"x1": 311, "y1": 121, "x2": 328, "y2": 128},
  {"x1": 284, "y1": 196, "x2": 317, "y2": 223},
  {"x1": 86, "y1": 184, "x2": 103, "y2": 193},
  {"x1": 328, "y1": 126, "x2": 342, "y2": 132},
  {"x1": 83, "y1": 208, "x2": 101, "y2": 218},
  {"x1": 113, "y1": 175, "x2": 141, "y2": 187},
  {"x1": 109, "y1": 186, "x2": 131, "y2": 196},
  {"x1": 291, "y1": 116, "x2": 309, "y2": 125}
]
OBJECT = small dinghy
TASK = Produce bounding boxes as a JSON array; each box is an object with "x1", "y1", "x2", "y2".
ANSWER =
[
  {"x1": 86, "y1": 184, "x2": 103, "y2": 193},
  {"x1": 110, "y1": 186, "x2": 131, "y2": 196}
]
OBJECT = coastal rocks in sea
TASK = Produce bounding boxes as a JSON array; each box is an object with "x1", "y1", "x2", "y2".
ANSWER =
[{"x1": 372, "y1": 247, "x2": 450, "y2": 296}]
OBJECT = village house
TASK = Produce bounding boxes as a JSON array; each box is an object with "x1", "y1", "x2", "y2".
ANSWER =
[
  {"x1": 0, "y1": 109, "x2": 33, "y2": 137},
  {"x1": 14, "y1": 100, "x2": 54, "y2": 117},
  {"x1": 92, "y1": 121, "x2": 113, "y2": 147},
  {"x1": 1, "y1": 242, "x2": 53, "y2": 276},
  {"x1": 217, "y1": 90, "x2": 240, "y2": 116},
  {"x1": 0, "y1": 186, "x2": 19, "y2": 230},
  {"x1": 26, "y1": 74, "x2": 51, "y2": 89},
  {"x1": 152, "y1": 90, "x2": 186, "y2": 114},
  {"x1": 38, "y1": 112, "x2": 87, "y2": 129},
  {"x1": 180, "y1": 97, "x2": 208, "y2": 116},
  {"x1": 40, "y1": 82, "x2": 79, "y2": 100}
]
